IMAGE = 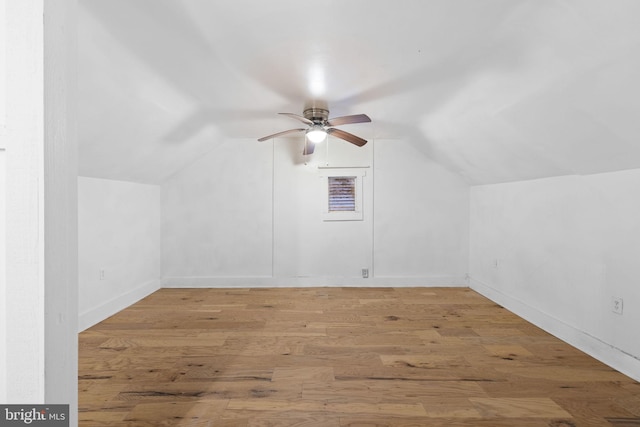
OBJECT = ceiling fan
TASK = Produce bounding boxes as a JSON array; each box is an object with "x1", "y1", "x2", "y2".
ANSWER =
[{"x1": 258, "y1": 107, "x2": 371, "y2": 155}]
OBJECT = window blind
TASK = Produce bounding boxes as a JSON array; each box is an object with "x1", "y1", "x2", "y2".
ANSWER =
[{"x1": 328, "y1": 176, "x2": 356, "y2": 212}]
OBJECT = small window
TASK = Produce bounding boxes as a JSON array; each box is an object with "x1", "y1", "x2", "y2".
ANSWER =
[
  {"x1": 320, "y1": 168, "x2": 366, "y2": 221},
  {"x1": 328, "y1": 176, "x2": 356, "y2": 212}
]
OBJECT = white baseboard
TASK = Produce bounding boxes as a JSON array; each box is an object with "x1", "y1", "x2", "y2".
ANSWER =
[
  {"x1": 469, "y1": 276, "x2": 640, "y2": 382},
  {"x1": 78, "y1": 279, "x2": 161, "y2": 332},
  {"x1": 161, "y1": 275, "x2": 468, "y2": 288}
]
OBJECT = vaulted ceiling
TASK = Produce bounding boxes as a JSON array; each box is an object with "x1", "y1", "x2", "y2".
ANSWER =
[{"x1": 78, "y1": 0, "x2": 640, "y2": 185}]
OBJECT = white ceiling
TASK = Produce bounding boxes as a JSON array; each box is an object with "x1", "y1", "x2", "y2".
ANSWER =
[{"x1": 78, "y1": 0, "x2": 640, "y2": 185}]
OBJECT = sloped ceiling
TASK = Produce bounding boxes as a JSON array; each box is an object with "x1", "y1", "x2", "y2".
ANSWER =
[{"x1": 78, "y1": 0, "x2": 640, "y2": 185}]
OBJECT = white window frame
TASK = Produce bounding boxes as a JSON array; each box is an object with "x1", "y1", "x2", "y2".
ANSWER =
[{"x1": 319, "y1": 168, "x2": 366, "y2": 221}]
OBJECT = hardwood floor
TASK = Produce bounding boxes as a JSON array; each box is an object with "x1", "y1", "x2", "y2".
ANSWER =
[{"x1": 79, "y1": 287, "x2": 640, "y2": 426}]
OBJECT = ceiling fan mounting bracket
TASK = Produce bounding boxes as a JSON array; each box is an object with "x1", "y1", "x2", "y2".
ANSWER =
[{"x1": 303, "y1": 108, "x2": 329, "y2": 124}]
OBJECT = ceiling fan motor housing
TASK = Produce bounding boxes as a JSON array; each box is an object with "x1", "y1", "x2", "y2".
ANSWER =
[{"x1": 303, "y1": 108, "x2": 329, "y2": 125}]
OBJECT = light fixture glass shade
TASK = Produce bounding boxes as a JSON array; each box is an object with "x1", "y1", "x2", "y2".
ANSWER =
[{"x1": 306, "y1": 128, "x2": 326, "y2": 143}]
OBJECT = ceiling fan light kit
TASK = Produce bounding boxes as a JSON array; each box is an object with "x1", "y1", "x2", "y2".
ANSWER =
[
  {"x1": 306, "y1": 126, "x2": 327, "y2": 143},
  {"x1": 258, "y1": 105, "x2": 371, "y2": 154}
]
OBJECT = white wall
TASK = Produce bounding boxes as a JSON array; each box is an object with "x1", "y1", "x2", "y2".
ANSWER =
[
  {"x1": 162, "y1": 137, "x2": 470, "y2": 287},
  {"x1": 78, "y1": 176, "x2": 161, "y2": 330},
  {"x1": 4, "y1": 0, "x2": 78, "y2": 418},
  {"x1": 5, "y1": 0, "x2": 46, "y2": 403},
  {"x1": 43, "y1": 0, "x2": 79, "y2": 410},
  {"x1": 374, "y1": 140, "x2": 469, "y2": 285},
  {"x1": 272, "y1": 137, "x2": 373, "y2": 284},
  {"x1": 0, "y1": 0, "x2": 7, "y2": 400},
  {"x1": 469, "y1": 169, "x2": 640, "y2": 381},
  {"x1": 162, "y1": 138, "x2": 273, "y2": 284},
  {"x1": 0, "y1": 149, "x2": 6, "y2": 402}
]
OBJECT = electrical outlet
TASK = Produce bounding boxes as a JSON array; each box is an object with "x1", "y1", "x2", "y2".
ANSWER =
[
  {"x1": 493, "y1": 259, "x2": 499, "y2": 269},
  {"x1": 612, "y1": 297, "x2": 623, "y2": 315},
  {"x1": 99, "y1": 269, "x2": 106, "y2": 281},
  {"x1": 362, "y1": 268, "x2": 369, "y2": 278}
]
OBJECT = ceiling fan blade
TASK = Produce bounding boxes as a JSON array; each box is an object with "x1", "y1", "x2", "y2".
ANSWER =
[
  {"x1": 302, "y1": 141, "x2": 316, "y2": 155},
  {"x1": 326, "y1": 114, "x2": 371, "y2": 127},
  {"x1": 326, "y1": 128, "x2": 368, "y2": 147},
  {"x1": 257, "y1": 128, "x2": 305, "y2": 142},
  {"x1": 279, "y1": 112, "x2": 314, "y2": 126}
]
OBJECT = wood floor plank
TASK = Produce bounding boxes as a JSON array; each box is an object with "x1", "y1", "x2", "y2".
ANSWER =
[
  {"x1": 468, "y1": 397, "x2": 571, "y2": 418},
  {"x1": 79, "y1": 287, "x2": 639, "y2": 425},
  {"x1": 226, "y1": 400, "x2": 428, "y2": 417},
  {"x1": 271, "y1": 367, "x2": 335, "y2": 383},
  {"x1": 302, "y1": 379, "x2": 486, "y2": 403}
]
